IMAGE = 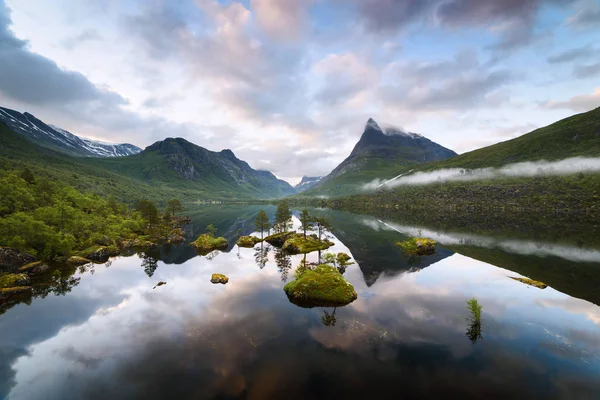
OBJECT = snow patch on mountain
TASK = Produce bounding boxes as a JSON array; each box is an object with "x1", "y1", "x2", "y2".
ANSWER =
[{"x1": 0, "y1": 106, "x2": 141, "y2": 157}]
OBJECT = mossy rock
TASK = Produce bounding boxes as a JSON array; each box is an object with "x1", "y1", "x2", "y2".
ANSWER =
[
  {"x1": 192, "y1": 234, "x2": 228, "y2": 255},
  {"x1": 0, "y1": 286, "x2": 32, "y2": 296},
  {"x1": 282, "y1": 234, "x2": 334, "y2": 254},
  {"x1": 211, "y1": 273, "x2": 229, "y2": 284},
  {"x1": 283, "y1": 264, "x2": 357, "y2": 308},
  {"x1": 67, "y1": 256, "x2": 92, "y2": 267},
  {"x1": 18, "y1": 261, "x2": 49, "y2": 275},
  {"x1": 264, "y1": 231, "x2": 295, "y2": 247},
  {"x1": 0, "y1": 273, "x2": 30, "y2": 288},
  {"x1": 0, "y1": 247, "x2": 36, "y2": 274},
  {"x1": 167, "y1": 228, "x2": 186, "y2": 244},
  {"x1": 236, "y1": 236, "x2": 263, "y2": 248},
  {"x1": 510, "y1": 276, "x2": 548, "y2": 289},
  {"x1": 396, "y1": 237, "x2": 436, "y2": 256},
  {"x1": 77, "y1": 246, "x2": 110, "y2": 263}
]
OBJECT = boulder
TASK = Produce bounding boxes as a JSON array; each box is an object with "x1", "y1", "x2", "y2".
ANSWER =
[
  {"x1": 18, "y1": 261, "x2": 50, "y2": 275},
  {"x1": 283, "y1": 264, "x2": 357, "y2": 308},
  {"x1": 281, "y1": 234, "x2": 334, "y2": 254},
  {"x1": 67, "y1": 256, "x2": 92, "y2": 267},
  {"x1": 210, "y1": 274, "x2": 229, "y2": 284},
  {"x1": 167, "y1": 228, "x2": 185, "y2": 244},
  {"x1": 192, "y1": 234, "x2": 228, "y2": 256},
  {"x1": 236, "y1": 236, "x2": 263, "y2": 248},
  {"x1": 82, "y1": 246, "x2": 110, "y2": 263},
  {"x1": 0, "y1": 247, "x2": 36, "y2": 274},
  {"x1": 264, "y1": 231, "x2": 295, "y2": 247}
]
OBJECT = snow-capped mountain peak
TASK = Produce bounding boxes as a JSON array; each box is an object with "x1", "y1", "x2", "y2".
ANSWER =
[{"x1": 0, "y1": 107, "x2": 141, "y2": 157}]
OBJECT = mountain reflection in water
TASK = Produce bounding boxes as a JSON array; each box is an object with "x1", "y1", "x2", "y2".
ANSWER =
[{"x1": 0, "y1": 205, "x2": 599, "y2": 400}]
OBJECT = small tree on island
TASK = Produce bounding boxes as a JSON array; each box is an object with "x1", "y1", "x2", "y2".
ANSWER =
[
  {"x1": 311, "y1": 216, "x2": 331, "y2": 241},
  {"x1": 168, "y1": 199, "x2": 183, "y2": 216},
  {"x1": 299, "y1": 209, "x2": 313, "y2": 239},
  {"x1": 254, "y1": 209, "x2": 270, "y2": 239},
  {"x1": 138, "y1": 199, "x2": 160, "y2": 231},
  {"x1": 274, "y1": 200, "x2": 292, "y2": 233},
  {"x1": 205, "y1": 224, "x2": 217, "y2": 237}
]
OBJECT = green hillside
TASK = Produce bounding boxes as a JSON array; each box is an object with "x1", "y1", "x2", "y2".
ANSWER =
[
  {"x1": 303, "y1": 107, "x2": 600, "y2": 198},
  {"x1": 0, "y1": 123, "x2": 292, "y2": 203}
]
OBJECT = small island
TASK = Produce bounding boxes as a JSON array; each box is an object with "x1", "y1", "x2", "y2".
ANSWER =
[
  {"x1": 284, "y1": 264, "x2": 357, "y2": 308},
  {"x1": 237, "y1": 235, "x2": 263, "y2": 248},
  {"x1": 192, "y1": 224, "x2": 228, "y2": 255},
  {"x1": 396, "y1": 236, "x2": 436, "y2": 256}
]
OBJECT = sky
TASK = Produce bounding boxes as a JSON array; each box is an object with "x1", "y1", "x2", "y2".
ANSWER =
[{"x1": 0, "y1": 0, "x2": 599, "y2": 185}]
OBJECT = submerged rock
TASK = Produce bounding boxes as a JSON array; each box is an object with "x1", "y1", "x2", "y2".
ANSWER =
[
  {"x1": 264, "y1": 231, "x2": 295, "y2": 247},
  {"x1": 18, "y1": 261, "x2": 49, "y2": 275},
  {"x1": 67, "y1": 256, "x2": 92, "y2": 267},
  {"x1": 283, "y1": 264, "x2": 357, "y2": 308},
  {"x1": 192, "y1": 234, "x2": 228, "y2": 255},
  {"x1": 236, "y1": 236, "x2": 263, "y2": 248},
  {"x1": 211, "y1": 274, "x2": 229, "y2": 284},
  {"x1": 510, "y1": 276, "x2": 548, "y2": 289},
  {"x1": 396, "y1": 237, "x2": 436, "y2": 256},
  {"x1": 153, "y1": 281, "x2": 167, "y2": 289},
  {"x1": 0, "y1": 247, "x2": 36, "y2": 274},
  {"x1": 282, "y1": 234, "x2": 334, "y2": 254}
]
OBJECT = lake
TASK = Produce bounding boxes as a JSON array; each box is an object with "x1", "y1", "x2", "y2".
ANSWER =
[{"x1": 1, "y1": 205, "x2": 599, "y2": 399}]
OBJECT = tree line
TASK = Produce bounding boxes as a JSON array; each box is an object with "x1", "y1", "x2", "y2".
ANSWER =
[{"x1": 253, "y1": 200, "x2": 331, "y2": 240}]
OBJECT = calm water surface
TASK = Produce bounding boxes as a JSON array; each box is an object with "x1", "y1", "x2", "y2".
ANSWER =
[{"x1": 1, "y1": 205, "x2": 599, "y2": 400}]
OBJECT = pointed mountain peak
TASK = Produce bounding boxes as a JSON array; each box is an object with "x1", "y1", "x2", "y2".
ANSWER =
[{"x1": 365, "y1": 118, "x2": 382, "y2": 131}]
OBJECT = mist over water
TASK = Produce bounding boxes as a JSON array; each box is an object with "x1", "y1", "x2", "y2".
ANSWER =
[{"x1": 363, "y1": 157, "x2": 600, "y2": 190}]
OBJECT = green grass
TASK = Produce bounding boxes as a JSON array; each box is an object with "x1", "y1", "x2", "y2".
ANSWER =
[
  {"x1": 191, "y1": 234, "x2": 228, "y2": 255},
  {"x1": 281, "y1": 233, "x2": 334, "y2": 254},
  {"x1": 396, "y1": 237, "x2": 436, "y2": 256},
  {"x1": 302, "y1": 107, "x2": 600, "y2": 198},
  {"x1": 283, "y1": 264, "x2": 357, "y2": 308}
]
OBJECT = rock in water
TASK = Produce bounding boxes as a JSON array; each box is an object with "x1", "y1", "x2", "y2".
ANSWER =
[
  {"x1": 18, "y1": 261, "x2": 49, "y2": 275},
  {"x1": 0, "y1": 247, "x2": 36, "y2": 274},
  {"x1": 283, "y1": 264, "x2": 357, "y2": 308},
  {"x1": 153, "y1": 281, "x2": 167, "y2": 289},
  {"x1": 67, "y1": 256, "x2": 92, "y2": 266},
  {"x1": 236, "y1": 236, "x2": 263, "y2": 248},
  {"x1": 211, "y1": 274, "x2": 229, "y2": 284}
]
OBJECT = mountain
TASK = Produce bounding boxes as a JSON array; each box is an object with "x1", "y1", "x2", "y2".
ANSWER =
[
  {"x1": 0, "y1": 106, "x2": 141, "y2": 157},
  {"x1": 303, "y1": 118, "x2": 457, "y2": 196},
  {"x1": 294, "y1": 176, "x2": 323, "y2": 192},
  {"x1": 409, "y1": 106, "x2": 600, "y2": 171},
  {"x1": 0, "y1": 122, "x2": 293, "y2": 201},
  {"x1": 93, "y1": 137, "x2": 295, "y2": 199}
]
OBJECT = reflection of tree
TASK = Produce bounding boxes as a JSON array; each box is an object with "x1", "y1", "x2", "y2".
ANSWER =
[
  {"x1": 274, "y1": 249, "x2": 292, "y2": 282},
  {"x1": 466, "y1": 297, "x2": 483, "y2": 344},
  {"x1": 254, "y1": 242, "x2": 269, "y2": 269},
  {"x1": 141, "y1": 253, "x2": 159, "y2": 277},
  {"x1": 321, "y1": 308, "x2": 337, "y2": 327}
]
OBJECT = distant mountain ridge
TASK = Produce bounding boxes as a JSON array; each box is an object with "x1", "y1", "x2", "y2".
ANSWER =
[
  {"x1": 294, "y1": 176, "x2": 323, "y2": 192},
  {"x1": 95, "y1": 137, "x2": 296, "y2": 199},
  {"x1": 0, "y1": 106, "x2": 141, "y2": 157}
]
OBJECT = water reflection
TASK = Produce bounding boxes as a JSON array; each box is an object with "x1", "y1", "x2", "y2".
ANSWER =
[
  {"x1": 1, "y1": 205, "x2": 600, "y2": 399},
  {"x1": 141, "y1": 253, "x2": 159, "y2": 277}
]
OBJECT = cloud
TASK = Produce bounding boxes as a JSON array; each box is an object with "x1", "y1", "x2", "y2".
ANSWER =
[
  {"x1": 574, "y1": 62, "x2": 600, "y2": 78},
  {"x1": 250, "y1": 0, "x2": 313, "y2": 41},
  {"x1": 541, "y1": 88, "x2": 600, "y2": 112},
  {"x1": 345, "y1": 0, "x2": 577, "y2": 51},
  {"x1": 379, "y1": 50, "x2": 514, "y2": 111},
  {"x1": 547, "y1": 44, "x2": 595, "y2": 63},
  {"x1": 568, "y1": 0, "x2": 600, "y2": 28}
]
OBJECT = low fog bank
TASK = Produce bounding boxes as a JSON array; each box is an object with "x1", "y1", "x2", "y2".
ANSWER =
[{"x1": 363, "y1": 157, "x2": 600, "y2": 191}]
